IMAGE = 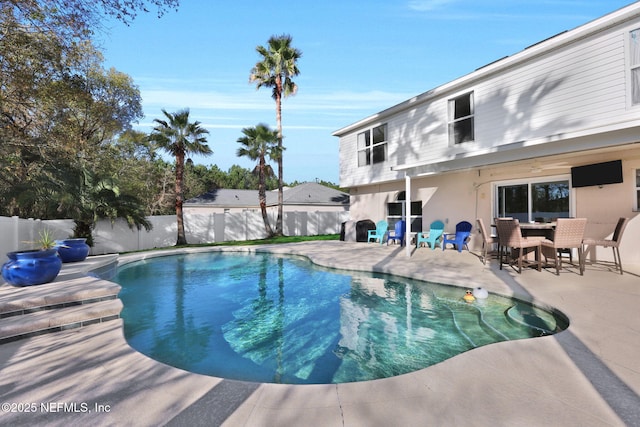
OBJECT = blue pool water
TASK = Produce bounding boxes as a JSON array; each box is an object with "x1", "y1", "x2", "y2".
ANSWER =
[{"x1": 113, "y1": 251, "x2": 568, "y2": 384}]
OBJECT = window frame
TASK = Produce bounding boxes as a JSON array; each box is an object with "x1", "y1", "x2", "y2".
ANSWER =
[
  {"x1": 387, "y1": 191, "x2": 422, "y2": 233},
  {"x1": 635, "y1": 169, "x2": 640, "y2": 211},
  {"x1": 493, "y1": 175, "x2": 572, "y2": 223},
  {"x1": 627, "y1": 27, "x2": 640, "y2": 107},
  {"x1": 357, "y1": 123, "x2": 388, "y2": 167},
  {"x1": 448, "y1": 91, "x2": 475, "y2": 145}
]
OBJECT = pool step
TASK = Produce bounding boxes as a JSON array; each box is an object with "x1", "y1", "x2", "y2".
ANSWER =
[
  {"x1": 448, "y1": 304, "x2": 505, "y2": 348},
  {"x1": 0, "y1": 273, "x2": 122, "y2": 344},
  {"x1": 0, "y1": 299, "x2": 123, "y2": 343}
]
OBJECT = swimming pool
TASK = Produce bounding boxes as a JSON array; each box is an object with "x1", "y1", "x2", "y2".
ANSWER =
[{"x1": 113, "y1": 251, "x2": 568, "y2": 384}]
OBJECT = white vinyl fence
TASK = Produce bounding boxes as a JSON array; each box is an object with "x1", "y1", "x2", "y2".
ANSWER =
[{"x1": 0, "y1": 211, "x2": 350, "y2": 259}]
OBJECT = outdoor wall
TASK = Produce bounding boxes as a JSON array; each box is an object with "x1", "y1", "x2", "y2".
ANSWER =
[
  {"x1": 348, "y1": 147, "x2": 640, "y2": 266},
  {"x1": 0, "y1": 210, "x2": 350, "y2": 261}
]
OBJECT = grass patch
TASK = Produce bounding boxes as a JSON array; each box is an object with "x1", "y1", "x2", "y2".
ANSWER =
[
  {"x1": 194, "y1": 234, "x2": 340, "y2": 247},
  {"x1": 122, "y1": 234, "x2": 340, "y2": 254}
]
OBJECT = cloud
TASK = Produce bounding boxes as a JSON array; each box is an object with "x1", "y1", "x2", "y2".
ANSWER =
[
  {"x1": 407, "y1": 0, "x2": 457, "y2": 12},
  {"x1": 139, "y1": 86, "x2": 415, "y2": 114}
]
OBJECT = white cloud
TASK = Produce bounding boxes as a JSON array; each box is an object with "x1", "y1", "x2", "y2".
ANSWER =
[
  {"x1": 139, "y1": 87, "x2": 415, "y2": 114},
  {"x1": 408, "y1": 0, "x2": 457, "y2": 12}
]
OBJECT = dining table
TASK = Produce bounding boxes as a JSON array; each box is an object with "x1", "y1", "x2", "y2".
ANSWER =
[{"x1": 519, "y1": 221, "x2": 556, "y2": 240}]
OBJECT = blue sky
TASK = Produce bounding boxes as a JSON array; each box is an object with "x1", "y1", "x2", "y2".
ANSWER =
[{"x1": 98, "y1": 0, "x2": 635, "y2": 184}]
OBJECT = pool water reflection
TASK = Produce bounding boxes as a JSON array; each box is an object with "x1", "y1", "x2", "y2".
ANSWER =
[{"x1": 113, "y1": 251, "x2": 567, "y2": 384}]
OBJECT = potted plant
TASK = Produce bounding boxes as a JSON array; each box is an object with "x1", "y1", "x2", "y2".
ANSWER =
[{"x1": 1, "y1": 229, "x2": 63, "y2": 287}]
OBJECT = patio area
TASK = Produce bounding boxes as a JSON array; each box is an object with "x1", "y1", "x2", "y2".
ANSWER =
[{"x1": 0, "y1": 240, "x2": 639, "y2": 426}]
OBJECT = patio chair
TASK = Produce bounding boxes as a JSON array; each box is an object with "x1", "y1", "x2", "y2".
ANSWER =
[
  {"x1": 582, "y1": 217, "x2": 629, "y2": 275},
  {"x1": 387, "y1": 220, "x2": 406, "y2": 246},
  {"x1": 442, "y1": 221, "x2": 472, "y2": 252},
  {"x1": 476, "y1": 218, "x2": 498, "y2": 264},
  {"x1": 541, "y1": 218, "x2": 587, "y2": 275},
  {"x1": 367, "y1": 220, "x2": 388, "y2": 244},
  {"x1": 416, "y1": 220, "x2": 445, "y2": 249},
  {"x1": 495, "y1": 218, "x2": 542, "y2": 273}
]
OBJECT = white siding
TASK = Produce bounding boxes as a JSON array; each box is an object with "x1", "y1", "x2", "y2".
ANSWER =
[{"x1": 338, "y1": 18, "x2": 640, "y2": 188}]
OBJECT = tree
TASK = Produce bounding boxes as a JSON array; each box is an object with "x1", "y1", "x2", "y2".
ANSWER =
[
  {"x1": 236, "y1": 124, "x2": 281, "y2": 236},
  {"x1": 3, "y1": 0, "x2": 179, "y2": 41},
  {"x1": 150, "y1": 109, "x2": 212, "y2": 245},
  {"x1": 49, "y1": 165, "x2": 152, "y2": 246},
  {"x1": 250, "y1": 34, "x2": 302, "y2": 236}
]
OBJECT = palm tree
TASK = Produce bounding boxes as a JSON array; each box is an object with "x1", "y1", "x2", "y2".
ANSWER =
[
  {"x1": 236, "y1": 123, "x2": 282, "y2": 236},
  {"x1": 250, "y1": 34, "x2": 302, "y2": 236},
  {"x1": 33, "y1": 163, "x2": 152, "y2": 247},
  {"x1": 149, "y1": 108, "x2": 212, "y2": 245}
]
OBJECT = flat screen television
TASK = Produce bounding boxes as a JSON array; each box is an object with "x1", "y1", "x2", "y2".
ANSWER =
[{"x1": 571, "y1": 160, "x2": 623, "y2": 188}]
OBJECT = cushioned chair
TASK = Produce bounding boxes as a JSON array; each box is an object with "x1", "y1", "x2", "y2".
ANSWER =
[
  {"x1": 416, "y1": 220, "x2": 445, "y2": 249},
  {"x1": 367, "y1": 220, "x2": 388, "y2": 244},
  {"x1": 541, "y1": 218, "x2": 587, "y2": 275},
  {"x1": 495, "y1": 218, "x2": 542, "y2": 274},
  {"x1": 582, "y1": 217, "x2": 629, "y2": 275},
  {"x1": 442, "y1": 221, "x2": 472, "y2": 252},
  {"x1": 476, "y1": 218, "x2": 498, "y2": 264},
  {"x1": 387, "y1": 220, "x2": 406, "y2": 246}
]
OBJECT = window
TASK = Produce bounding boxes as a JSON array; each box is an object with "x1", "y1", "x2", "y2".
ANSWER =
[
  {"x1": 448, "y1": 92, "x2": 474, "y2": 144},
  {"x1": 357, "y1": 124, "x2": 387, "y2": 166},
  {"x1": 635, "y1": 169, "x2": 640, "y2": 210},
  {"x1": 496, "y1": 179, "x2": 570, "y2": 223},
  {"x1": 387, "y1": 192, "x2": 422, "y2": 232},
  {"x1": 630, "y1": 29, "x2": 640, "y2": 105}
]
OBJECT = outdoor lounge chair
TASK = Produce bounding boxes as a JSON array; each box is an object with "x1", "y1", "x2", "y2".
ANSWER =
[
  {"x1": 495, "y1": 218, "x2": 542, "y2": 273},
  {"x1": 367, "y1": 220, "x2": 388, "y2": 244},
  {"x1": 476, "y1": 218, "x2": 498, "y2": 264},
  {"x1": 541, "y1": 218, "x2": 587, "y2": 275},
  {"x1": 387, "y1": 220, "x2": 406, "y2": 246},
  {"x1": 416, "y1": 220, "x2": 445, "y2": 249},
  {"x1": 442, "y1": 221, "x2": 472, "y2": 252},
  {"x1": 582, "y1": 217, "x2": 629, "y2": 275}
]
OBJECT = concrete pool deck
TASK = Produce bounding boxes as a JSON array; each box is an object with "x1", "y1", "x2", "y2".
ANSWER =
[{"x1": 0, "y1": 240, "x2": 639, "y2": 426}]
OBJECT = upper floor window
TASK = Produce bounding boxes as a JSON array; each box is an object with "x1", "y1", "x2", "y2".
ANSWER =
[
  {"x1": 448, "y1": 91, "x2": 474, "y2": 144},
  {"x1": 630, "y1": 29, "x2": 640, "y2": 105},
  {"x1": 357, "y1": 123, "x2": 387, "y2": 166}
]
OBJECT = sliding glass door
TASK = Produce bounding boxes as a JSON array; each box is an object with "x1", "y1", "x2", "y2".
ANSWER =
[{"x1": 496, "y1": 178, "x2": 570, "y2": 223}]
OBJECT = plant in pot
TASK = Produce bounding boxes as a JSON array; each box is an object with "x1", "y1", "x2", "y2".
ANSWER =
[{"x1": 1, "y1": 229, "x2": 63, "y2": 287}]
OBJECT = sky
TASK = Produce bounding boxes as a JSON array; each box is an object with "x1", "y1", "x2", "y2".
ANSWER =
[{"x1": 98, "y1": 0, "x2": 637, "y2": 185}]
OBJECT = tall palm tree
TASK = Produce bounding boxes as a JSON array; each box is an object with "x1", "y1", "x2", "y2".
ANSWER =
[
  {"x1": 150, "y1": 108, "x2": 212, "y2": 245},
  {"x1": 236, "y1": 123, "x2": 282, "y2": 236},
  {"x1": 250, "y1": 34, "x2": 302, "y2": 236}
]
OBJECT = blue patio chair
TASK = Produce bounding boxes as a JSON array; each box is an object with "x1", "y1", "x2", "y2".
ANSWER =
[
  {"x1": 367, "y1": 220, "x2": 388, "y2": 244},
  {"x1": 387, "y1": 220, "x2": 406, "y2": 246},
  {"x1": 442, "y1": 221, "x2": 473, "y2": 252},
  {"x1": 416, "y1": 220, "x2": 445, "y2": 249}
]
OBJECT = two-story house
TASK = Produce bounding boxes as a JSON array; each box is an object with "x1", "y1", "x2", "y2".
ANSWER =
[{"x1": 334, "y1": 3, "x2": 640, "y2": 264}]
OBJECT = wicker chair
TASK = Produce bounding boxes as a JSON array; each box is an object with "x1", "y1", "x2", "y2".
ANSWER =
[
  {"x1": 541, "y1": 218, "x2": 587, "y2": 275},
  {"x1": 495, "y1": 218, "x2": 542, "y2": 273},
  {"x1": 476, "y1": 218, "x2": 497, "y2": 264},
  {"x1": 582, "y1": 217, "x2": 629, "y2": 275}
]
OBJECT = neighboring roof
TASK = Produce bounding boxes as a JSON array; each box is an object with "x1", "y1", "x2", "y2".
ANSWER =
[
  {"x1": 185, "y1": 182, "x2": 349, "y2": 208},
  {"x1": 332, "y1": 2, "x2": 640, "y2": 137}
]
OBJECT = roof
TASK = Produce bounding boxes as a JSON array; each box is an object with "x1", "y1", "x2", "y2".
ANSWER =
[
  {"x1": 332, "y1": 2, "x2": 640, "y2": 137},
  {"x1": 185, "y1": 182, "x2": 349, "y2": 208}
]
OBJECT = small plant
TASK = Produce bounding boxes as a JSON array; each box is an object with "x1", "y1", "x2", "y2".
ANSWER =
[{"x1": 36, "y1": 229, "x2": 57, "y2": 250}]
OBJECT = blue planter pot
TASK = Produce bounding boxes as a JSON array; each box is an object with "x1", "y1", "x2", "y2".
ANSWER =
[
  {"x1": 55, "y1": 238, "x2": 90, "y2": 263},
  {"x1": 2, "y1": 249, "x2": 62, "y2": 287}
]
